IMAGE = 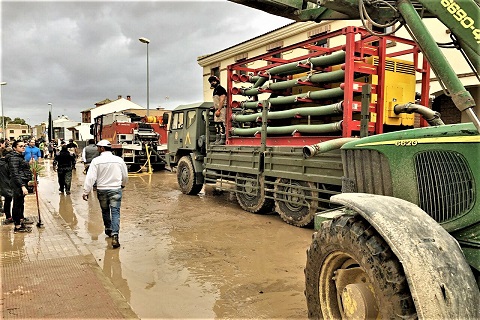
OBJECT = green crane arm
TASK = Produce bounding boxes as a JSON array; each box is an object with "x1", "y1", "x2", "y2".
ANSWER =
[{"x1": 228, "y1": 0, "x2": 480, "y2": 130}]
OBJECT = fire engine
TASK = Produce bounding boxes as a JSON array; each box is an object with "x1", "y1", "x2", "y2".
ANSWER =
[{"x1": 92, "y1": 108, "x2": 170, "y2": 172}]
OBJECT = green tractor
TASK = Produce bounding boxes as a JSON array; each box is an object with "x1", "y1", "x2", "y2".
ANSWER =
[{"x1": 304, "y1": 122, "x2": 479, "y2": 318}]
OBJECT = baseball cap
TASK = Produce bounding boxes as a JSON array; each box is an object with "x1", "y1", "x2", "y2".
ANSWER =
[{"x1": 96, "y1": 140, "x2": 111, "y2": 147}]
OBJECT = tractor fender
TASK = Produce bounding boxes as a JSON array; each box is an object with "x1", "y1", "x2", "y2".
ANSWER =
[{"x1": 330, "y1": 193, "x2": 479, "y2": 319}]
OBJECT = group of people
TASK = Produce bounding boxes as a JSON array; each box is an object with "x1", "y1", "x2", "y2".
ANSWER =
[
  {"x1": 0, "y1": 138, "x2": 37, "y2": 233},
  {"x1": 0, "y1": 137, "x2": 128, "y2": 249}
]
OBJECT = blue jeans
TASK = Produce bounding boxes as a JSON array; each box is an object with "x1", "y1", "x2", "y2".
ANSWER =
[{"x1": 96, "y1": 189, "x2": 122, "y2": 235}]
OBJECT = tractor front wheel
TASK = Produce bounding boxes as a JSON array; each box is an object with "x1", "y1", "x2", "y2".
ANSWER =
[{"x1": 305, "y1": 214, "x2": 417, "y2": 319}]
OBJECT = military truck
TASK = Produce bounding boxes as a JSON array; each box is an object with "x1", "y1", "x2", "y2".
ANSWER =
[{"x1": 166, "y1": 25, "x2": 433, "y2": 229}]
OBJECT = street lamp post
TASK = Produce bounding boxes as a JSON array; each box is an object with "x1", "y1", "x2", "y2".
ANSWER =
[
  {"x1": 139, "y1": 37, "x2": 150, "y2": 117},
  {"x1": 1, "y1": 82, "x2": 6, "y2": 139},
  {"x1": 48, "y1": 102, "x2": 53, "y2": 142}
]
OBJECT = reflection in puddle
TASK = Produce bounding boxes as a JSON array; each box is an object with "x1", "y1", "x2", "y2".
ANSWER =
[
  {"x1": 102, "y1": 248, "x2": 131, "y2": 302},
  {"x1": 58, "y1": 195, "x2": 77, "y2": 230}
]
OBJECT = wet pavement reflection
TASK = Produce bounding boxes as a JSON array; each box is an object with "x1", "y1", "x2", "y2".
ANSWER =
[{"x1": 36, "y1": 159, "x2": 313, "y2": 319}]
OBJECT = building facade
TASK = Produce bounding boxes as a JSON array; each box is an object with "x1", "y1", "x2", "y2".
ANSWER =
[
  {"x1": 5, "y1": 123, "x2": 30, "y2": 141},
  {"x1": 76, "y1": 95, "x2": 145, "y2": 141}
]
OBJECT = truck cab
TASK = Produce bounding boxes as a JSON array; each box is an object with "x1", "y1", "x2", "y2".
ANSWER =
[{"x1": 165, "y1": 102, "x2": 214, "y2": 192}]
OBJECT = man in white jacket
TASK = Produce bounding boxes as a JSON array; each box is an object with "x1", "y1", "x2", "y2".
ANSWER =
[{"x1": 82, "y1": 140, "x2": 128, "y2": 248}]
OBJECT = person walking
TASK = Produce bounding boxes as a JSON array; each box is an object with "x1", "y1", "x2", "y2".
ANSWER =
[
  {"x1": 82, "y1": 140, "x2": 128, "y2": 249},
  {"x1": 208, "y1": 75, "x2": 227, "y2": 145},
  {"x1": 8, "y1": 140, "x2": 34, "y2": 233},
  {"x1": 0, "y1": 147, "x2": 13, "y2": 223},
  {"x1": 53, "y1": 145, "x2": 76, "y2": 195},
  {"x1": 66, "y1": 139, "x2": 78, "y2": 170},
  {"x1": 48, "y1": 141, "x2": 55, "y2": 159},
  {"x1": 24, "y1": 139, "x2": 42, "y2": 163},
  {"x1": 81, "y1": 139, "x2": 100, "y2": 174},
  {"x1": 38, "y1": 140, "x2": 45, "y2": 158}
]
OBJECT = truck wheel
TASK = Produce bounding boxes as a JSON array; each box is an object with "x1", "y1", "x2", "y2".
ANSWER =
[
  {"x1": 177, "y1": 156, "x2": 203, "y2": 195},
  {"x1": 274, "y1": 179, "x2": 317, "y2": 227},
  {"x1": 305, "y1": 214, "x2": 416, "y2": 319},
  {"x1": 236, "y1": 174, "x2": 273, "y2": 213}
]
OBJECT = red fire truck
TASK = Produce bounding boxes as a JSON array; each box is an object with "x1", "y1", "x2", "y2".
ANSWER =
[{"x1": 92, "y1": 109, "x2": 170, "y2": 172}]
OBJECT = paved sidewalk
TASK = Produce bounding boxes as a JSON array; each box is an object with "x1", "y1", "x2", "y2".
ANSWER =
[{"x1": 0, "y1": 191, "x2": 138, "y2": 319}]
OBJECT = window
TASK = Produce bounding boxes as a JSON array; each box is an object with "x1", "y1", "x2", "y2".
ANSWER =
[
  {"x1": 211, "y1": 67, "x2": 220, "y2": 79},
  {"x1": 9, "y1": 130, "x2": 13, "y2": 133},
  {"x1": 22, "y1": 130, "x2": 26, "y2": 133},
  {"x1": 186, "y1": 110, "x2": 196, "y2": 129},
  {"x1": 171, "y1": 112, "x2": 184, "y2": 130},
  {"x1": 235, "y1": 53, "x2": 248, "y2": 76},
  {"x1": 308, "y1": 25, "x2": 331, "y2": 52},
  {"x1": 268, "y1": 52, "x2": 282, "y2": 65},
  {"x1": 266, "y1": 41, "x2": 283, "y2": 65}
]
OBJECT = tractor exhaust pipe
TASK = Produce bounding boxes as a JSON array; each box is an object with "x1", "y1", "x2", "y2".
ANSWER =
[
  {"x1": 394, "y1": 103, "x2": 445, "y2": 126},
  {"x1": 303, "y1": 137, "x2": 358, "y2": 158}
]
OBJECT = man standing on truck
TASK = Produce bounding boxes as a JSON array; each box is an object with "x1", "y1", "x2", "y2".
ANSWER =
[
  {"x1": 208, "y1": 75, "x2": 227, "y2": 145},
  {"x1": 82, "y1": 140, "x2": 128, "y2": 249}
]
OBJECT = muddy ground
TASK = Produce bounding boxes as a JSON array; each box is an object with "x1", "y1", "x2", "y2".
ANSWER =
[{"x1": 37, "y1": 161, "x2": 314, "y2": 319}]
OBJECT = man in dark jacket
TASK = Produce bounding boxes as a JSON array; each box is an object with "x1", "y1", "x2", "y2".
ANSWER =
[
  {"x1": 0, "y1": 147, "x2": 13, "y2": 223},
  {"x1": 8, "y1": 140, "x2": 33, "y2": 233},
  {"x1": 54, "y1": 145, "x2": 76, "y2": 195}
]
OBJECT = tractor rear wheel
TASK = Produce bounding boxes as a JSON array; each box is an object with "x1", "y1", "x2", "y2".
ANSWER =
[
  {"x1": 305, "y1": 214, "x2": 417, "y2": 319},
  {"x1": 274, "y1": 179, "x2": 317, "y2": 227},
  {"x1": 177, "y1": 156, "x2": 203, "y2": 195},
  {"x1": 235, "y1": 173, "x2": 273, "y2": 214}
]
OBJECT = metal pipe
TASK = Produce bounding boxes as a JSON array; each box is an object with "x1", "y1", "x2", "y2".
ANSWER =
[
  {"x1": 240, "y1": 86, "x2": 345, "y2": 109},
  {"x1": 307, "y1": 69, "x2": 345, "y2": 84},
  {"x1": 232, "y1": 102, "x2": 343, "y2": 122},
  {"x1": 253, "y1": 76, "x2": 268, "y2": 88},
  {"x1": 308, "y1": 87, "x2": 345, "y2": 100},
  {"x1": 231, "y1": 121, "x2": 342, "y2": 136},
  {"x1": 394, "y1": 103, "x2": 445, "y2": 126},
  {"x1": 238, "y1": 70, "x2": 347, "y2": 97},
  {"x1": 240, "y1": 74, "x2": 260, "y2": 83},
  {"x1": 268, "y1": 51, "x2": 346, "y2": 76},
  {"x1": 303, "y1": 137, "x2": 359, "y2": 158},
  {"x1": 308, "y1": 51, "x2": 346, "y2": 68}
]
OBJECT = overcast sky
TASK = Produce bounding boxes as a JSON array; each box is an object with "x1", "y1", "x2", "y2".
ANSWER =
[{"x1": 1, "y1": 0, "x2": 290, "y2": 127}]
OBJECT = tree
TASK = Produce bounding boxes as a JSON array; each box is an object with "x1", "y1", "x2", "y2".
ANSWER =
[
  {"x1": 0, "y1": 116, "x2": 12, "y2": 124},
  {"x1": 10, "y1": 117, "x2": 27, "y2": 125}
]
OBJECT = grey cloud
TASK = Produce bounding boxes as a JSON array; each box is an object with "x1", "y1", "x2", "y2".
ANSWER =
[{"x1": 1, "y1": 1, "x2": 290, "y2": 127}]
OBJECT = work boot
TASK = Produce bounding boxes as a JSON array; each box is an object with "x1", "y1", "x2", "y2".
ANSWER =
[
  {"x1": 112, "y1": 234, "x2": 120, "y2": 249},
  {"x1": 14, "y1": 224, "x2": 32, "y2": 233},
  {"x1": 22, "y1": 218, "x2": 34, "y2": 225},
  {"x1": 218, "y1": 134, "x2": 226, "y2": 145},
  {"x1": 212, "y1": 134, "x2": 221, "y2": 145}
]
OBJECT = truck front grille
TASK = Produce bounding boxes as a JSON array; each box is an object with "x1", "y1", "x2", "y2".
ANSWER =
[{"x1": 415, "y1": 150, "x2": 474, "y2": 223}]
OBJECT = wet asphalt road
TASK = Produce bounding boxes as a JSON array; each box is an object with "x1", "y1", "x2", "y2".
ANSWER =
[{"x1": 37, "y1": 159, "x2": 313, "y2": 319}]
